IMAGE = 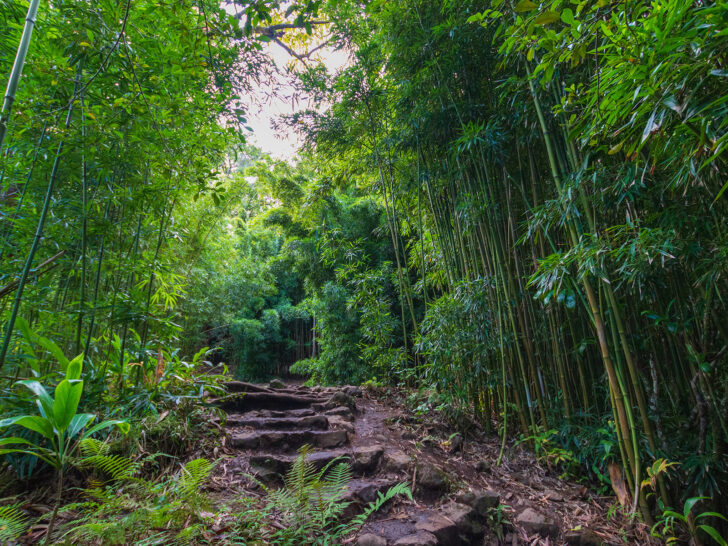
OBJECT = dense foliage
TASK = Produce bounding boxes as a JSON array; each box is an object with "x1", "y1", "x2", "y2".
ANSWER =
[{"x1": 1, "y1": 0, "x2": 727, "y2": 542}]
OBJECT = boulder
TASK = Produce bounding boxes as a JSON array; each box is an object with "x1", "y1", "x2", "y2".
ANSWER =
[{"x1": 516, "y1": 507, "x2": 558, "y2": 537}]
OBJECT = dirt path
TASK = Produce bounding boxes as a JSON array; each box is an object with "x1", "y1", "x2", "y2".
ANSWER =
[{"x1": 212, "y1": 382, "x2": 635, "y2": 545}]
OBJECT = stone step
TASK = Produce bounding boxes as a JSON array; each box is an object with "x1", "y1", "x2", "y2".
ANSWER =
[
  {"x1": 215, "y1": 391, "x2": 326, "y2": 412},
  {"x1": 359, "y1": 492, "x2": 499, "y2": 546},
  {"x1": 231, "y1": 429, "x2": 347, "y2": 451},
  {"x1": 250, "y1": 445, "x2": 384, "y2": 480},
  {"x1": 226, "y1": 414, "x2": 329, "y2": 430}
]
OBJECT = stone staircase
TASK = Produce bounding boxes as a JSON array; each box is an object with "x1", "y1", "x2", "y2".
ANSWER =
[
  {"x1": 215, "y1": 381, "x2": 604, "y2": 545},
  {"x1": 215, "y1": 381, "x2": 508, "y2": 545}
]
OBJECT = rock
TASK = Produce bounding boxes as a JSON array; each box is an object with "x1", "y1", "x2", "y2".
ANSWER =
[
  {"x1": 357, "y1": 533, "x2": 387, "y2": 546},
  {"x1": 384, "y1": 450, "x2": 412, "y2": 473},
  {"x1": 456, "y1": 489, "x2": 500, "y2": 517},
  {"x1": 416, "y1": 462, "x2": 448, "y2": 492},
  {"x1": 268, "y1": 378, "x2": 286, "y2": 389},
  {"x1": 326, "y1": 391, "x2": 357, "y2": 411},
  {"x1": 440, "y1": 501, "x2": 482, "y2": 537},
  {"x1": 393, "y1": 531, "x2": 438, "y2": 546},
  {"x1": 325, "y1": 406, "x2": 354, "y2": 420},
  {"x1": 544, "y1": 488, "x2": 565, "y2": 502},
  {"x1": 449, "y1": 433, "x2": 464, "y2": 452},
  {"x1": 343, "y1": 385, "x2": 362, "y2": 397},
  {"x1": 565, "y1": 528, "x2": 603, "y2": 545},
  {"x1": 228, "y1": 414, "x2": 328, "y2": 430},
  {"x1": 476, "y1": 460, "x2": 491, "y2": 473},
  {"x1": 352, "y1": 445, "x2": 384, "y2": 473},
  {"x1": 415, "y1": 512, "x2": 458, "y2": 545},
  {"x1": 327, "y1": 415, "x2": 355, "y2": 433},
  {"x1": 516, "y1": 507, "x2": 558, "y2": 537},
  {"x1": 230, "y1": 429, "x2": 347, "y2": 450},
  {"x1": 346, "y1": 479, "x2": 398, "y2": 504}
]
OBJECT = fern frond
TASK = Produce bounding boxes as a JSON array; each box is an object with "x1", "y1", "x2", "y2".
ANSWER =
[
  {"x1": 0, "y1": 503, "x2": 29, "y2": 541},
  {"x1": 322, "y1": 462, "x2": 351, "y2": 501},
  {"x1": 341, "y1": 482, "x2": 412, "y2": 536},
  {"x1": 79, "y1": 438, "x2": 110, "y2": 457},
  {"x1": 178, "y1": 458, "x2": 214, "y2": 498},
  {"x1": 82, "y1": 454, "x2": 138, "y2": 481}
]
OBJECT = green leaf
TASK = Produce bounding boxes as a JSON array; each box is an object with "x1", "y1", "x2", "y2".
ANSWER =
[
  {"x1": 515, "y1": 0, "x2": 538, "y2": 12},
  {"x1": 0, "y1": 415, "x2": 53, "y2": 439},
  {"x1": 66, "y1": 354, "x2": 84, "y2": 381},
  {"x1": 697, "y1": 525, "x2": 727, "y2": 546},
  {"x1": 67, "y1": 413, "x2": 96, "y2": 439},
  {"x1": 0, "y1": 446, "x2": 58, "y2": 467},
  {"x1": 53, "y1": 379, "x2": 84, "y2": 432},
  {"x1": 695, "y1": 511, "x2": 728, "y2": 522},
  {"x1": 27, "y1": 331, "x2": 69, "y2": 370},
  {"x1": 81, "y1": 419, "x2": 129, "y2": 440},
  {"x1": 684, "y1": 497, "x2": 708, "y2": 519},
  {"x1": 561, "y1": 8, "x2": 574, "y2": 25},
  {"x1": 16, "y1": 380, "x2": 54, "y2": 419},
  {"x1": 534, "y1": 11, "x2": 560, "y2": 25},
  {"x1": 0, "y1": 436, "x2": 42, "y2": 449}
]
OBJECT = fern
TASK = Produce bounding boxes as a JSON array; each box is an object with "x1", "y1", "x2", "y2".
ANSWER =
[
  {"x1": 339, "y1": 482, "x2": 413, "y2": 537},
  {"x1": 178, "y1": 458, "x2": 214, "y2": 499},
  {"x1": 260, "y1": 445, "x2": 410, "y2": 544},
  {"x1": 0, "y1": 503, "x2": 29, "y2": 542},
  {"x1": 79, "y1": 438, "x2": 111, "y2": 457},
  {"x1": 82, "y1": 454, "x2": 138, "y2": 481}
]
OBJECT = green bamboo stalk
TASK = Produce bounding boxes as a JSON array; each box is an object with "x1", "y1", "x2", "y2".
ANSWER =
[
  {"x1": 0, "y1": 0, "x2": 41, "y2": 152},
  {"x1": 0, "y1": 64, "x2": 82, "y2": 370}
]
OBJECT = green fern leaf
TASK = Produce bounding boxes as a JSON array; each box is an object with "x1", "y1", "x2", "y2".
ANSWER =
[
  {"x1": 178, "y1": 458, "x2": 214, "y2": 498},
  {"x1": 0, "y1": 504, "x2": 29, "y2": 541}
]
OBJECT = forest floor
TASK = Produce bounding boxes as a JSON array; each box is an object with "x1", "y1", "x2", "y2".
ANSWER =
[{"x1": 208, "y1": 382, "x2": 653, "y2": 545}]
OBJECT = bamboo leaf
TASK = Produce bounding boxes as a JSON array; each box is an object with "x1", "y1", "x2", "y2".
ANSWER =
[
  {"x1": 534, "y1": 11, "x2": 560, "y2": 25},
  {"x1": 515, "y1": 0, "x2": 538, "y2": 12}
]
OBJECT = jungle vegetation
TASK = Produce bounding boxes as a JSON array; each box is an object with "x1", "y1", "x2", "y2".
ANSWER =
[{"x1": 0, "y1": 0, "x2": 727, "y2": 542}]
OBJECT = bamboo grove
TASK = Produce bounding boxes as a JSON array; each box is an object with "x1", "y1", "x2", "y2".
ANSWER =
[
  {"x1": 279, "y1": 0, "x2": 728, "y2": 522},
  {"x1": 1, "y1": 0, "x2": 727, "y2": 533}
]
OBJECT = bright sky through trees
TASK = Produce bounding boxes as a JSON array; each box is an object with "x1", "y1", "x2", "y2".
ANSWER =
[{"x1": 245, "y1": 43, "x2": 348, "y2": 159}]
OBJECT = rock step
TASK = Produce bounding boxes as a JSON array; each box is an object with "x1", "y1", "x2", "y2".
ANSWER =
[
  {"x1": 216, "y1": 391, "x2": 325, "y2": 412},
  {"x1": 226, "y1": 414, "x2": 329, "y2": 430},
  {"x1": 231, "y1": 429, "x2": 347, "y2": 451},
  {"x1": 250, "y1": 445, "x2": 384, "y2": 480},
  {"x1": 359, "y1": 499, "x2": 491, "y2": 546}
]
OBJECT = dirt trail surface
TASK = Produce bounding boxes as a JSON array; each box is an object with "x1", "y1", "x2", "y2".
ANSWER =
[{"x1": 212, "y1": 382, "x2": 634, "y2": 545}]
